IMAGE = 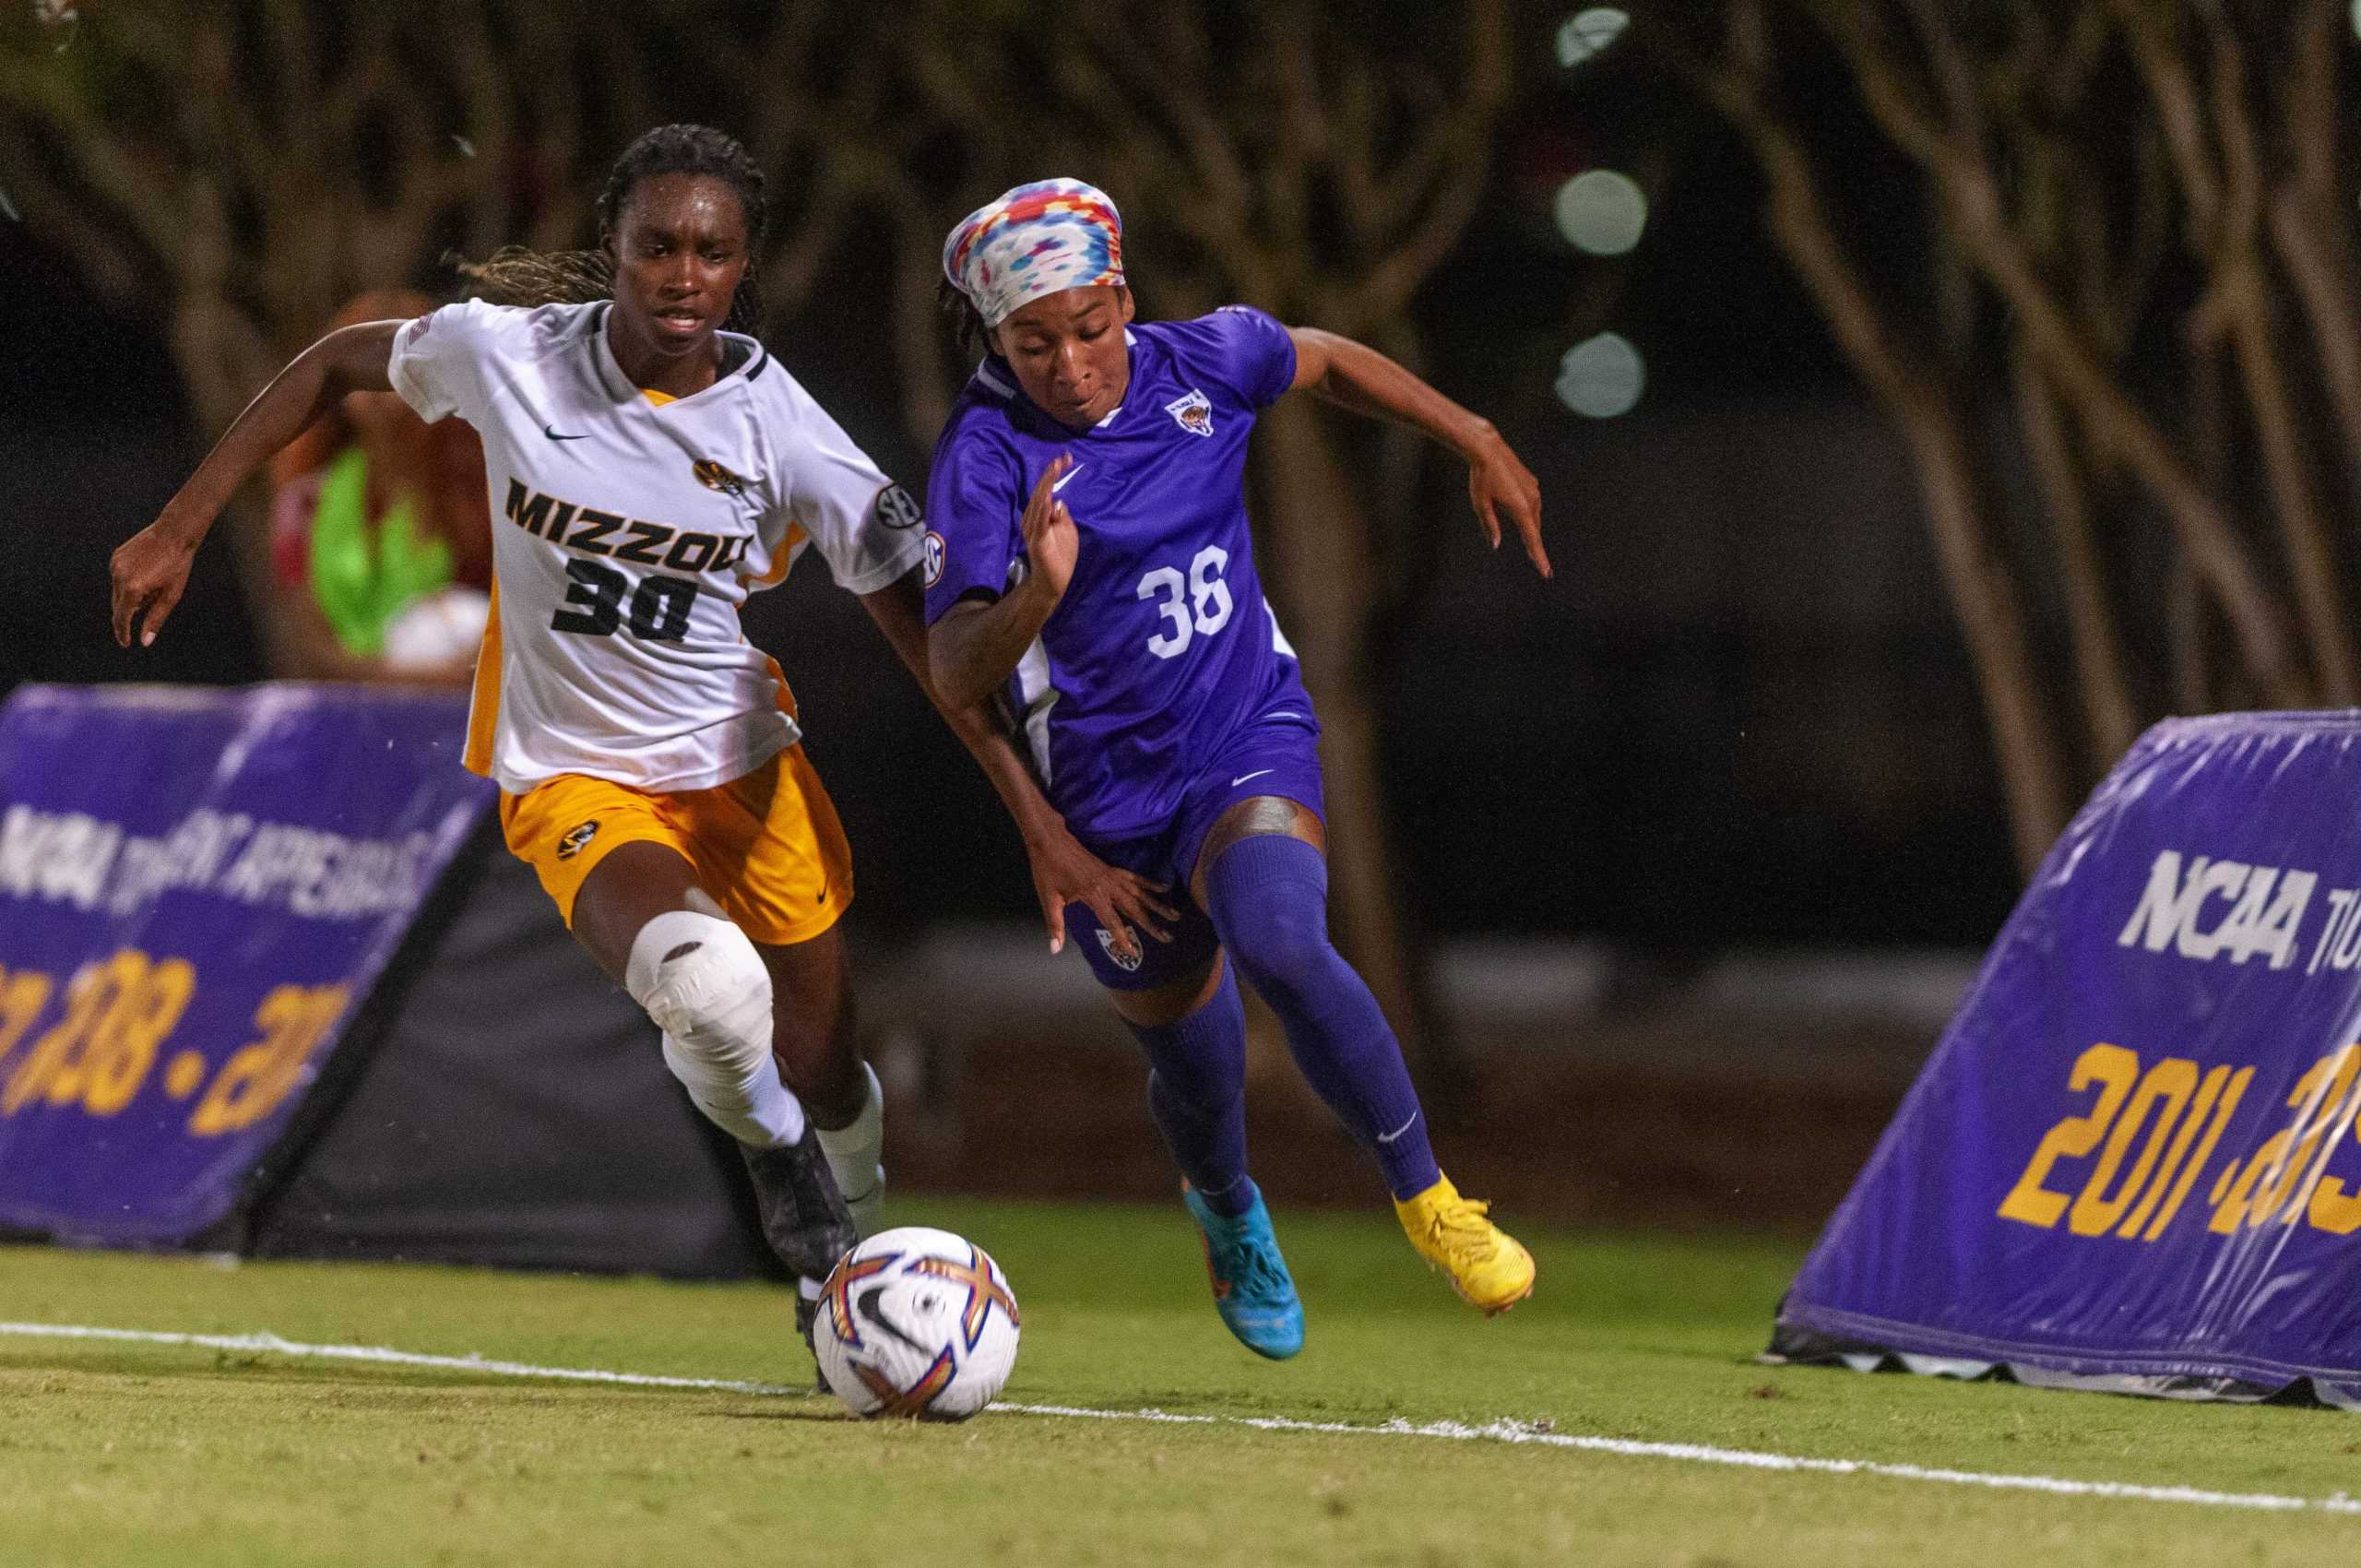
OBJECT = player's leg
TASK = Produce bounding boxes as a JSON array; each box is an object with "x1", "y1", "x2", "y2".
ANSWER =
[
  {"x1": 1075, "y1": 898, "x2": 1303, "y2": 1360},
  {"x1": 1110, "y1": 957, "x2": 1251, "y2": 1213},
  {"x1": 565, "y1": 839, "x2": 855, "y2": 1294},
  {"x1": 684, "y1": 744, "x2": 888, "y2": 1241},
  {"x1": 1190, "y1": 800, "x2": 1438, "y2": 1192},
  {"x1": 503, "y1": 774, "x2": 855, "y2": 1325},
  {"x1": 754, "y1": 926, "x2": 885, "y2": 1238},
  {"x1": 1192, "y1": 798, "x2": 1535, "y2": 1315},
  {"x1": 571, "y1": 842, "x2": 799, "y2": 1149}
]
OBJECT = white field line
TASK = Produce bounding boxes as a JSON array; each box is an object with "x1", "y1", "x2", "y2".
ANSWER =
[{"x1": 4, "y1": 1320, "x2": 2357, "y2": 1517}]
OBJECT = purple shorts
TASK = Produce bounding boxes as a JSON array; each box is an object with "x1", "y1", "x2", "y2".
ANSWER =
[{"x1": 1065, "y1": 706, "x2": 1325, "y2": 991}]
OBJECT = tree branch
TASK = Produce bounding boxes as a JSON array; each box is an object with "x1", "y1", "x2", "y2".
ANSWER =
[
  {"x1": 2267, "y1": 0, "x2": 2361, "y2": 519},
  {"x1": 1679, "y1": 0, "x2": 2070, "y2": 867},
  {"x1": 2012, "y1": 342, "x2": 2138, "y2": 761},
  {"x1": 2204, "y1": 12, "x2": 2356, "y2": 700},
  {"x1": 1813, "y1": 0, "x2": 2309, "y2": 706},
  {"x1": 2106, "y1": 0, "x2": 2220, "y2": 241},
  {"x1": 1346, "y1": 0, "x2": 1508, "y2": 330}
]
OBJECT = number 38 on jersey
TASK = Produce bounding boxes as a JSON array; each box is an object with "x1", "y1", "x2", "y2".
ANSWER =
[{"x1": 1136, "y1": 546, "x2": 1233, "y2": 659}]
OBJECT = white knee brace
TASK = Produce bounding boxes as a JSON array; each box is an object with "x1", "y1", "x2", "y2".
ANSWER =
[{"x1": 628, "y1": 909, "x2": 802, "y2": 1147}]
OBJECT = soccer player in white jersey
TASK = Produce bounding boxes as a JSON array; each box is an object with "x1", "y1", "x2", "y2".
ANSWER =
[
  {"x1": 927, "y1": 181, "x2": 1550, "y2": 1358},
  {"x1": 109, "y1": 127, "x2": 1165, "y2": 1352}
]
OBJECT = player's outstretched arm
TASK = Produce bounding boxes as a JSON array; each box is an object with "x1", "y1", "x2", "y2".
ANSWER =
[
  {"x1": 926, "y1": 455, "x2": 1079, "y2": 711},
  {"x1": 1286, "y1": 327, "x2": 1550, "y2": 580},
  {"x1": 110, "y1": 320, "x2": 405, "y2": 647},
  {"x1": 862, "y1": 569, "x2": 1177, "y2": 957}
]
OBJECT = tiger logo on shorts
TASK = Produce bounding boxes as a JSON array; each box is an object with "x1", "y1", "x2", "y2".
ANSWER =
[
  {"x1": 1096, "y1": 927, "x2": 1145, "y2": 973},
  {"x1": 556, "y1": 820, "x2": 600, "y2": 861}
]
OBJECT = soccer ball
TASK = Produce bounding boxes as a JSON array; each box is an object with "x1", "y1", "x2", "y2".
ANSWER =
[{"x1": 812, "y1": 1227, "x2": 1019, "y2": 1421}]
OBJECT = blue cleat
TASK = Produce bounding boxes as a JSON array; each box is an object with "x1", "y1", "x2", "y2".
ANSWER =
[{"x1": 1182, "y1": 1180, "x2": 1305, "y2": 1360}]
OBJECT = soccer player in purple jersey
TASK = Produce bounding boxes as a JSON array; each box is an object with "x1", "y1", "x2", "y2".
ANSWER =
[{"x1": 924, "y1": 181, "x2": 1550, "y2": 1358}]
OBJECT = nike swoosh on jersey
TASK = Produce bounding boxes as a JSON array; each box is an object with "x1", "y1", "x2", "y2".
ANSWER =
[
  {"x1": 543, "y1": 422, "x2": 587, "y2": 441},
  {"x1": 1230, "y1": 769, "x2": 1275, "y2": 788},
  {"x1": 1051, "y1": 462, "x2": 1085, "y2": 492}
]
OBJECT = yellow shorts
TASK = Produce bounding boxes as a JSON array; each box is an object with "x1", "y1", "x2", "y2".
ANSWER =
[{"x1": 499, "y1": 745, "x2": 853, "y2": 947}]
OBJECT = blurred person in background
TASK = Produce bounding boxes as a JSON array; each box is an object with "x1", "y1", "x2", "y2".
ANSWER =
[
  {"x1": 107, "y1": 125, "x2": 1159, "y2": 1366},
  {"x1": 266, "y1": 289, "x2": 492, "y2": 685},
  {"x1": 930, "y1": 180, "x2": 1549, "y2": 1360}
]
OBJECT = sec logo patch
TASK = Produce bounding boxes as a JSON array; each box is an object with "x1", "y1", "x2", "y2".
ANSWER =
[
  {"x1": 874, "y1": 483, "x2": 923, "y2": 530},
  {"x1": 922, "y1": 530, "x2": 946, "y2": 588}
]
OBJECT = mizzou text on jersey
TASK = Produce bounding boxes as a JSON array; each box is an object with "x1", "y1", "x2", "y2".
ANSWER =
[{"x1": 389, "y1": 299, "x2": 925, "y2": 795}]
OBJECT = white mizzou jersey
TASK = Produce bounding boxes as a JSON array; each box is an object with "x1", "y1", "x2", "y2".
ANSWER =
[{"x1": 387, "y1": 300, "x2": 925, "y2": 794}]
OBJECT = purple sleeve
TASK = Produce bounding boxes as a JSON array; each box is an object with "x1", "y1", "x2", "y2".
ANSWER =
[
  {"x1": 922, "y1": 422, "x2": 1023, "y2": 626},
  {"x1": 1157, "y1": 305, "x2": 1299, "y2": 410}
]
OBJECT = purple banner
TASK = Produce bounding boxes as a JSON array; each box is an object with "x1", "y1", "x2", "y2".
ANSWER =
[
  {"x1": 0, "y1": 683, "x2": 491, "y2": 1244},
  {"x1": 1778, "y1": 712, "x2": 2361, "y2": 1407}
]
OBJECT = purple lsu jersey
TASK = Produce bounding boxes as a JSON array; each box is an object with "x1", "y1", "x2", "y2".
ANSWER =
[{"x1": 923, "y1": 305, "x2": 1317, "y2": 841}]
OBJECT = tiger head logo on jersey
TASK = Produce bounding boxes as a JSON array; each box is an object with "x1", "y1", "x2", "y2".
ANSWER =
[
  {"x1": 555, "y1": 821, "x2": 600, "y2": 861},
  {"x1": 692, "y1": 458, "x2": 747, "y2": 498},
  {"x1": 1165, "y1": 389, "x2": 1215, "y2": 438}
]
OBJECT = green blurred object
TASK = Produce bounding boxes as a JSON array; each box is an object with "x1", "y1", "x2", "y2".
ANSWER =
[{"x1": 308, "y1": 446, "x2": 452, "y2": 657}]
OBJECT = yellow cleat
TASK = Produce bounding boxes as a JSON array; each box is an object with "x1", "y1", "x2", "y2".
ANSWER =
[{"x1": 1394, "y1": 1174, "x2": 1536, "y2": 1315}]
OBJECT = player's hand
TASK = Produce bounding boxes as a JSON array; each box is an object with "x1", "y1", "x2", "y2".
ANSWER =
[
  {"x1": 1024, "y1": 816, "x2": 1180, "y2": 960},
  {"x1": 110, "y1": 517, "x2": 200, "y2": 647},
  {"x1": 1466, "y1": 429, "x2": 1549, "y2": 579},
  {"x1": 1021, "y1": 453, "x2": 1081, "y2": 601}
]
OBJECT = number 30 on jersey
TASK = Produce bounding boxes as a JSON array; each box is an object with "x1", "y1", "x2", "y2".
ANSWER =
[
  {"x1": 551, "y1": 560, "x2": 697, "y2": 642},
  {"x1": 1137, "y1": 546, "x2": 1233, "y2": 659}
]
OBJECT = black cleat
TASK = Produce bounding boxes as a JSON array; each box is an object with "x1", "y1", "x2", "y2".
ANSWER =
[
  {"x1": 794, "y1": 1289, "x2": 821, "y2": 1350},
  {"x1": 743, "y1": 1129, "x2": 855, "y2": 1396},
  {"x1": 793, "y1": 1290, "x2": 830, "y2": 1394},
  {"x1": 739, "y1": 1124, "x2": 859, "y2": 1284}
]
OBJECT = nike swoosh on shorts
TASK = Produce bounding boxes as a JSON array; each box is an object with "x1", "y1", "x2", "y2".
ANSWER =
[{"x1": 1230, "y1": 769, "x2": 1275, "y2": 788}]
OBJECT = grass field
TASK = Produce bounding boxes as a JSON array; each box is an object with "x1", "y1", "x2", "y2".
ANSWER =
[{"x1": 2, "y1": 1200, "x2": 2356, "y2": 1566}]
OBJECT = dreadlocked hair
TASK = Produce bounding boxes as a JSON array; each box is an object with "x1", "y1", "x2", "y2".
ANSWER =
[
  {"x1": 454, "y1": 125, "x2": 769, "y2": 333},
  {"x1": 452, "y1": 244, "x2": 615, "y2": 309}
]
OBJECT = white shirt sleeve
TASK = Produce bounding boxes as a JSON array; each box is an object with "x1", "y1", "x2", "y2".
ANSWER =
[
  {"x1": 386, "y1": 299, "x2": 510, "y2": 426},
  {"x1": 777, "y1": 383, "x2": 929, "y2": 595}
]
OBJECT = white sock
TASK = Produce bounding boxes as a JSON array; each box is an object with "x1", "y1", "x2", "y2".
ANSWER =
[
  {"x1": 813, "y1": 1061, "x2": 884, "y2": 1237},
  {"x1": 661, "y1": 1032, "x2": 806, "y2": 1149}
]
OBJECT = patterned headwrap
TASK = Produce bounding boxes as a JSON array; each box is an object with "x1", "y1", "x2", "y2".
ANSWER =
[{"x1": 942, "y1": 179, "x2": 1125, "y2": 330}]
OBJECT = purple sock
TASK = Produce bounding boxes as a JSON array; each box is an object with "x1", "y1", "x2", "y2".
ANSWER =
[
  {"x1": 1123, "y1": 962, "x2": 1254, "y2": 1218},
  {"x1": 1204, "y1": 834, "x2": 1442, "y2": 1201}
]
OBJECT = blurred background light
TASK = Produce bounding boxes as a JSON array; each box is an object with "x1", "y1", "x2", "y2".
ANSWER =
[
  {"x1": 1557, "y1": 7, "x2": 1630, "y2": 68},
  {"x1": 1556, "y1": 332, "x2": 1645, "y2": 417},
  {"x1": 1554, "y1": 169, "x2": 1648, "y2": 255}
]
